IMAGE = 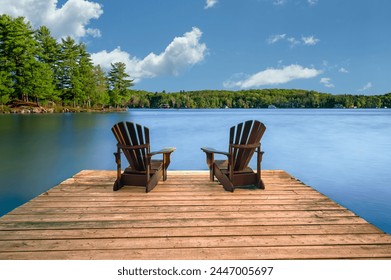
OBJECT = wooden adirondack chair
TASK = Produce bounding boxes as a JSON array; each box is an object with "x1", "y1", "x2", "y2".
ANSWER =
[
  {"x1": 201, "y1": 120, "x2": 266, "y2": 192},
  {"x1": 111, "y1": 121, "x2": 175, "y2": 192}
]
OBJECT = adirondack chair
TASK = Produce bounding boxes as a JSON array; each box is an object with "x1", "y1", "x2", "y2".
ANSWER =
[
  {"x1": 111, "y1": 121, "x2": 175, "y2": 192},
  {"x1": 201, "y1": 120, "x2": 266, "y2": 192}
]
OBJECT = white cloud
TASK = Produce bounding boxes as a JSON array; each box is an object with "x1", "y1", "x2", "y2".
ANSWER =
[
  {"x1": 268, "y1": 33, "x2": 319, "y2": 47},
  {"x1": 0, "y1": 0, "x2": 103, "y2": 40},
  {"x1": 358, "y1": 82, "x2": 373, "y2": 92},
  {"x1": 320, "y1": 77, "x2": 335, "y2": 88},
  {"x1": 339, "y1": 67, "x2": 349, "y2": 73},
  {"x1": 287, "y1": 37, "x2": 300, "y2": 47},
  {"x1": 205, "y1": 0, "x2": 218, "y2": 9},
  {"x1": 91, "y1": 27, "x2": 207, "y2": 83},
  {"x1": 224, "y1": 64, "x2": 322, "y2": 89},
  {"x1": 273, "y1": 0, "x2": 318, "y2": 7},
  {"x1": 267, "y1": 34, "x2": 287, "y2": 44},
  {"x1": 302, "y1": 36, "x2": 320, "y2": 45}
]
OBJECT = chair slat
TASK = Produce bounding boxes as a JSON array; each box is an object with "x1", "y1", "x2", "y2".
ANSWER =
[
  {"x1": 136, "y1": 123, "x2": 147, "y2": 170},
  {"x1": 239, "y1": 121, "x2": 265, "y2": 170},
  {"x1": 126, "y1": 122, "x2": 145, "y2": 171},
  {"x1": 112, "y1": 122, "x2": 137, "y2": 169},
  {"x1": 231, "y1": 122, "x2": 243, "y2": 167},
  {"x1": 234, "y1": 120, "x2": 253, "y2": 170}
]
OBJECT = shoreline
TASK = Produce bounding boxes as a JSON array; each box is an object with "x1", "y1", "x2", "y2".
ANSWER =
[{"x1": 0, "y1": 102, "x2": 127, "y2": 114}]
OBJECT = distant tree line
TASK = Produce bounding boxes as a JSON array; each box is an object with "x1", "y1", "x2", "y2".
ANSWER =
[
  {"x1": 0, "y1": 14, "x2": 133, "y2": 109},
  {"x1": 128, "y1": 89, "x2": 391, "y2": 109}
]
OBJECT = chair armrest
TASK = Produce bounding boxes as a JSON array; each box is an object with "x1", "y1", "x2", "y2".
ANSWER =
[
  {"x1": 230, "y1": 143, "x2": 260, "y2": 149},
  {"x1": 149, "y1": 147, "x2": 176, "y2": 156},
  {"x1": 201, "y1": 147, "x2": 229, "y2": 156},
  {"x1": 117, "y1": 143, "x2": 149, "y2": 150}
]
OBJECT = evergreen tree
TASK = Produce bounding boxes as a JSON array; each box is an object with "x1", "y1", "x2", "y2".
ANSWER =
[
  {"x1": 35, "y1": 26, "x2": 61, "y2": 101},
  {"x1": 0, "y1": 70, "x2": 12, "y2": 109},
  {"x1": 0, "y1": 15, "x2": 15, "y2": 104},
  {"x1": 107, "y1": 62, "x2": 134, "y2": 107},
  {"x1": 0, "y1": 15, "x2": 38, "y2": 101},
  {"x1": 77, "y1": 44, "x2": 96, "y2": 107},
  {"x1": 58, "y1": 36, "x2": 81, "y2": 106},
  {"x1": 29, "y1": 61, "x2": 57, "y2": 104},
  {"x1": 92, "y1": 65, "x2": 109, "y2": 107}
]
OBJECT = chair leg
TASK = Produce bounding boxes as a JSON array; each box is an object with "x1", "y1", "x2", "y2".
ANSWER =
[
  {"x1": 258, "y1": 179, "x2": 265, "y2": 189},
  {"x1": 146, "y1": 168, "x2": 163, "y2": 192},
  {"x1": 162, "y1": 153, "x2": 167, "y2": 181},
  {"x1": 113, "y1": 151, "x2": 123, "y2": 191},
  {"x1": 113, "y1": 179, "x2": 122, "y2": 191},
  {"x1": 256, "y1": 148, "x2": 265, "y2": 189},
  {"x1": 214, "y1": 165, "x2": 234, "y2": 192},
  {"x1": 204, "y1": 152, "x2": 215, "y2": 181}
]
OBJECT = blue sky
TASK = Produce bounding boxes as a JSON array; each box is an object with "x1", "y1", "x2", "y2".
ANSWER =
[{"x1": 1, "y1": 0, "x2": 390, "y2": 95}]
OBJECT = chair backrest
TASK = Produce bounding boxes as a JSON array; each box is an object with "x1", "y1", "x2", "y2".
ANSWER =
[
  {"x1": 111, "y1": 122, "x2": 150, "y2": 171},
  {"x1": 229, "y1": 120, "x2": 266, "y2": 171}
]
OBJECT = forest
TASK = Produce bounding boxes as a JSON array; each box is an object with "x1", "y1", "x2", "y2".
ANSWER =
[
  {"x1": 0, "y1": 14, "x2": 133, "y2": 111},
  {"x1": 127, "y1": 89, "x2": 391, "y2": 109},
  {"x1": 1, "y1": 14, "x2": 390, "y2": 112}
]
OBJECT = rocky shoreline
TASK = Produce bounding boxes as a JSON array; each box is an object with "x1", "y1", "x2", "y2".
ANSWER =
[{"x1": 1, "y1": 101, "x2": 127, "y2": 114}]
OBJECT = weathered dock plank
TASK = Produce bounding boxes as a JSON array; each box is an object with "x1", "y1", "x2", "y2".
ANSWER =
[{"x1": 1, "y1": 170, "x2": 390, "y2": 260}]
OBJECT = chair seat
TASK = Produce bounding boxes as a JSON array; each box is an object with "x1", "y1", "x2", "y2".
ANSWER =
[
  {"x1": 124, "y1": 160, "x2": 163, "y2": 174},
  {"x1": 215, "y1": 160, "x2": 254, "y2": 174}
]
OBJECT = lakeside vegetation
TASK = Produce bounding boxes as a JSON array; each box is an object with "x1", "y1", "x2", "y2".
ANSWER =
[
  {"x1": 1, "y1": 14, "x2": 390, "y2": 113},
  {"x1": 127, "y1": 89, "x2": 391, "y2": 109},
  {"x1": 1, "y1": 14, "x2": 132, "y2": 112}
]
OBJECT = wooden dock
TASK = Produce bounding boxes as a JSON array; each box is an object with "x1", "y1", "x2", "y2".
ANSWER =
[{"x1": 1, "y1": 170, "x2": 390, "y2": 259}]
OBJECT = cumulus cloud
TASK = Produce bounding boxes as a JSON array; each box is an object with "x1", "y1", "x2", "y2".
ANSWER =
[
  {"x1": 320, "y1": 77, "x2": 335, "y2": 88},
  {"x1": 224, "y1": 64, "x2": 322, "y2": 89},
  {"x1": 307, "y1": 0, "x2": 319, "y2": 6},
  {"x1": 205, "y1": 0, "x2": 218, "y2": 9},
  {"x1": 91, "y1": 27, "x2": 207, "y2": 83},
  {"x1": 0, "y1": 0, "x2": 103, "y2": 40},
  {"x1": 358, "y1": 82, "x2": 373, "y2": 92}
]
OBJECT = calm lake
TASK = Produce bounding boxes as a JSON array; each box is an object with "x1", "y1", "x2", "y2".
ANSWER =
[{"x1": 0, "y1": 109, "x2": 390, "y2": 233}]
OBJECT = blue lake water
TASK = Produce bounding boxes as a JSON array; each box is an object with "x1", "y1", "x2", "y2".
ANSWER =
[{"x1": 0, "y1": 109, "x2": 390, "y2": 233}]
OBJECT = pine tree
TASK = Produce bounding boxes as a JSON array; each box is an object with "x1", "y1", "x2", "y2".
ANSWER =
[
  {"x1": 11, "y1": 17, "x2": 37, "y2": 101},
  {"x1": 35, "y1": 26, "x2": 61, "y2": 102},
  {"x1": 0, "y1": 15, "x2": 38, "y2": 102},
  {"x1": 77, "y1": 44, "x2": 95, "y2": 107},
  {"x1": 0, "y1": 71, "x2": 12, "y2": 110},
  {"x1": 92, "y1": 65, "x2": 109, "y2": 107},
  {"x1": 0, "y1": 15, "x2": 15, "y2": 105},
  {"x1": 29, "y1": 61, "x2": 57, "y2": 104},
  {"x1": 58, "y1": 36, "x2": 81, "y2": 106},
  {"x1": 0, "y1": 15, "x2": 15, "y2": 101},
  {"x1": 107, "y1": 62, "x2": 134, "y2": 107}
]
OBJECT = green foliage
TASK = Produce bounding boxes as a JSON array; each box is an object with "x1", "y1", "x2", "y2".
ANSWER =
[
  {"x1": 0, "y1": 14, "x2": 134, "y2": 109},
  {"x1": 91, "y1": 65, "x2": 109, "y2": 107},
  {"x1": 107, "y1": 62, "x2": 134, "y2": 107},
  {"x1": 127, "y1": 89, "x2": 391, "y2": 109}
]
